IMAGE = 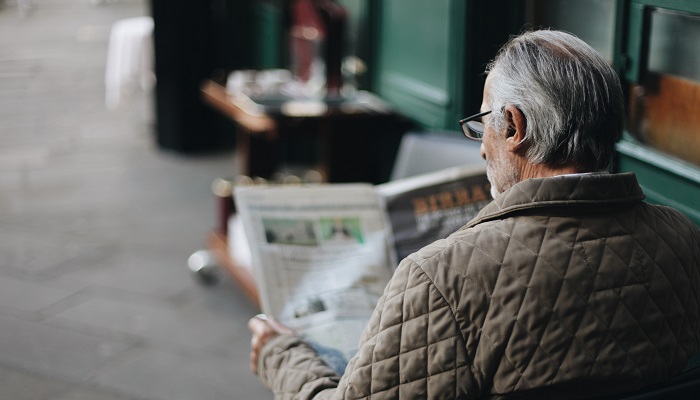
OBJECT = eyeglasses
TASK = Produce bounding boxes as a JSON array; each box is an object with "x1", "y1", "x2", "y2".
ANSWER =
[{"x1": 459, "y1": 110, "x2": 492, "y2": 141}]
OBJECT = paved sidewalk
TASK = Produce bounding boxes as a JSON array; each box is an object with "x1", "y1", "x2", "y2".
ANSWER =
[{"x1": 0, "y1": 1, "x2": 271, "y2": 398}]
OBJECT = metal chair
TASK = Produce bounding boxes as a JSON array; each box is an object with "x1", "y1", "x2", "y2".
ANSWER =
[
  {"x1": 389, "y1": 130, "x2": 484, "y2": 181},
  {"x1": 601, "y1": 366, "x2": 700, "y2": 400}
]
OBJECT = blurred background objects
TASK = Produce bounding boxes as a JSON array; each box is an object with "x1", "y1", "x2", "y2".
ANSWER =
[
  {"x1": 0, "y1": 0, "x2": 698, "y2": 398},
  {"x1": 0, "y1": 0, "x2": 270, "y2": 398}
]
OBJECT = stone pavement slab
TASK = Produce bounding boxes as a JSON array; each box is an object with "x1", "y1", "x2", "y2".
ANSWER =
[
  {"x1": 0, "y1": 314, "x2": 133, "y2": 382},
  {"x1": 0, "y1": 0, "x2": 273, "y2": 398}
]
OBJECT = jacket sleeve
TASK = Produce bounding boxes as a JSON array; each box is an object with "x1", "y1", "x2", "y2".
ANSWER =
[
  {"x1": 257, "y1": 334, "x2": 341, "y2": 400},
  {"x1": 257, "y1": 256, "x2": 477, "y2": 399}
]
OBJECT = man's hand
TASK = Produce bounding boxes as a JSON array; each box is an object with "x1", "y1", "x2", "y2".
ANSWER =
[{"x1": 248, "y1": 314, "x2": 293, "y2": 374}]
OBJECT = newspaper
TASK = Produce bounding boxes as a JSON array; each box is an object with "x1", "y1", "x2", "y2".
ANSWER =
[
  {"x1": 234, "y1": 165, "x2": 491, "y2": 360},
  {"x1": 234, "y1": 184, "x2": 393, "y2": 360},
  {"x1": 376, "y1": 164, "x2": 491, "y2": 262}
]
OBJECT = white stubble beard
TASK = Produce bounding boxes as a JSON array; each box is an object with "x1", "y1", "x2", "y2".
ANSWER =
[{"x1": 486, "y1": 157, "x2": 520, "y2": 200}]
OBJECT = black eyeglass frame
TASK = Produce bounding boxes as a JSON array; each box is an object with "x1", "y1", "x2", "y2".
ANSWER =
[{"x1": 459, "y1": 110, "x2": 492, "y2": 141}]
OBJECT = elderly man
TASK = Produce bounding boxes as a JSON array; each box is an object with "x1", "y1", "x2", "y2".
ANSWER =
[{"x1": 248, "y1": 30, "x2": 700, "y2": 399}]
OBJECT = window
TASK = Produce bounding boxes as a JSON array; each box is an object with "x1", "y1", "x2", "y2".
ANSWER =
[
  {"x1": 628, "y1": 8, "x2": 700, "y2": 167},
  {"x1": 526, "y1": 0, "x2": 616, "y2": 61}
]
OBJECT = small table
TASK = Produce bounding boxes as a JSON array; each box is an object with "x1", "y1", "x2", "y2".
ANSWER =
[
  {"x1": 200, "y1": 77, "x2": 413, "y2": 302},
  {"x1": 200, "y1": 79, "x2": 412, "y2": 184}
]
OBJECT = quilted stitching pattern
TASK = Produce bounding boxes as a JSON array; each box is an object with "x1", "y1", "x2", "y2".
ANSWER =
[
  {"x1": 259, "y1": 336, "x2": 340, "y2": 399},
  {"x1": 336, "y1": 258, "x2": 472, "y2": 399},
  {"x1": 257, "y1": 173, "x2": 700, "y2": 400}
]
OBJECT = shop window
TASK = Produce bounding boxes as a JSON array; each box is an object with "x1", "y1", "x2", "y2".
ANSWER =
[{"x1": 629, "y1": 9, "x2": 700, "y2": 167}]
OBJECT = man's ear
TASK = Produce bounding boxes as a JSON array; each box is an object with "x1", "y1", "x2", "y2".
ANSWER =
[{"x1": 504, "y1": 105, "x2": 527, "y2": 153}]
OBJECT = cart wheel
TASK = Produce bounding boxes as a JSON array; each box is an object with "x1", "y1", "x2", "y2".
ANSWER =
[{"x1": 188, "y1": 250, "x2": 220, "y2": 286}]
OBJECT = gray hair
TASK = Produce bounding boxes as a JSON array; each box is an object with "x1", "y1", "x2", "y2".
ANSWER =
[{"x1": 486, "y1": 30, "x2": 625, "y2": 171}]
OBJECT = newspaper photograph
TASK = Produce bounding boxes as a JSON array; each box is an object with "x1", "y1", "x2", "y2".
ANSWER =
[{"x1": 234, "y1": 184, "x2": 394, "y2": 360}]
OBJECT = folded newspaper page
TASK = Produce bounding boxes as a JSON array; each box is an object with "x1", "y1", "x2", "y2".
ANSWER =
[
  {"x1": 234, "y1": 184, "x2": 394, "y2": 361},
  {"x1": 375, "y1": 164, "x2": 491, "y2": 261},
  {"x1": 234, "y1": 165, "x2": 491, "y2": 364}
]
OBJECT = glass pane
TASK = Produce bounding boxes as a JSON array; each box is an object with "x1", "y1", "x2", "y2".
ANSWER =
[
  {"x1": 648, "y1": 9, "x2": 700, "y2": 82},
  {"x1": 628, "y1": 9, "x2": 700, "y2": 167},
  {"x1": 526, "y1": 0, "x2": 616, "y2": 61}
]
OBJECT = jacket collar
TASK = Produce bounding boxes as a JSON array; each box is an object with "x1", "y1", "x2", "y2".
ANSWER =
[{"x1": 463, "y1": 172, "x2": 646, "y2": 229}]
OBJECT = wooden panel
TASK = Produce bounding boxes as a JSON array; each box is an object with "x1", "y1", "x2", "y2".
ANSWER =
[
  {"x1": 373, "y1": 0, "x2": 460, "y2": 130},
  {"x1": 200, "y1": 80, "x2": 276, "y2": 133},
  {"x1": 616, "y1": 139, "x2": 700, "y2": 226},
  {"x1": 378, "y1": 0, "x2": 452, "y2": 94},
  {"x1": 254, "y1": 0, "x2": 285, "y2": 69}
]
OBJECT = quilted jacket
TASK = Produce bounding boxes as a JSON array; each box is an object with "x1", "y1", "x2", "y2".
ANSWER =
[{"x1": 257, "y1": 172, "x2": 700, "y2": 399}]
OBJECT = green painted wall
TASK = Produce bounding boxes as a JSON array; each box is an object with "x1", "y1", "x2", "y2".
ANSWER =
[{"x1": 371, "y1": 0, "x2": 521, "y2": 131}]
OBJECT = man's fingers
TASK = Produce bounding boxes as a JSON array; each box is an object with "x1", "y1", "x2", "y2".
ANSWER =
[
  {"x1": 251, "y1": 351, "x2": 260, "y2": 374},
  {"x1": 248, "y1": 315, "x2": 277, "y2": 375},
  {"x1": 249, "y1": 314, "x2": 292, "y2": 335},
  {"x1": 267, "y1": 317, "x2": 293, "y2": 334},
  {"x1": 248, "y1": 314, "x2": 294, "y2": 375},
  {"x1": 248, "y1": 316, "x2": 266, "y2": 334}
]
